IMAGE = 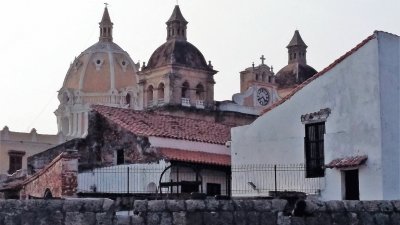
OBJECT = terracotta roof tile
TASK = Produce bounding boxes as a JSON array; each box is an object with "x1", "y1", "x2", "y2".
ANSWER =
[
  {"x1": 261, "y1": 33, "x2": 376, "y2": 115},
  {"x1": 159, "y1": 148, "x2": 230, "y2": 166},
  {"x1": 326, "y1": 155, "x2": 368, "y2": 169},
  {"x1": 92, "y1": 105, "x2": 231, "y2": 145}
]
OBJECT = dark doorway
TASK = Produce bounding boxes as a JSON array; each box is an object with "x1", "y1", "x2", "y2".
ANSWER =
[
  {"x1": 207, "y1": 183, "x2": 221, "y2": 196},
  {"x1": 344, "y1": 169, "x2": 359, "y2": 200},
  {"x1": 116, "y1": 149, "x2": 124, "y2": 165}
]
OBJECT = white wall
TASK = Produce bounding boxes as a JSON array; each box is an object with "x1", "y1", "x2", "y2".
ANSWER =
[{"x1": 231, "y1": 32, "x2": 400, "y2": 200}]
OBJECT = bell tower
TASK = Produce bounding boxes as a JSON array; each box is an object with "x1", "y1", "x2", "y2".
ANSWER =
[
  {"x1": 287, "y1": 30, "x2": 307, "y2": 65},
  {"x1": 166, "y1": 5, "x2": 188, "y2": 41},
  {"x1": 99, "y1": 5, "x2": 113, "y2": 42}
]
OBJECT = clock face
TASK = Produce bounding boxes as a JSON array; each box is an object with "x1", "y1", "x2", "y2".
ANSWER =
[{"x1": 256, "y1": 88, "x2": 270, "y2": 106}]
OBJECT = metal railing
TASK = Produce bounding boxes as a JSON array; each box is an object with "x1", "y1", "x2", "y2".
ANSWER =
[
  {"x1": 77, "y1": 163, "x2": 325, "y2": 197},
  {"x1": 231, "y1": 164, "x2": 324, "y2": 196}
]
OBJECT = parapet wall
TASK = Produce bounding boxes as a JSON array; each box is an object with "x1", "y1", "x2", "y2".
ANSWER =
[{"x1": 1, "y1": 199, "x2": 400, "y2": 225}]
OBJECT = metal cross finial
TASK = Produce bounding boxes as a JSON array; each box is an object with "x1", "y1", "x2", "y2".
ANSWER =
[
  {"x1": 104, "y1": 2, "x2": 109, "y2": 8},
  {"x1": 260, "y1": 55, "x2": 266, "y2": 65}
]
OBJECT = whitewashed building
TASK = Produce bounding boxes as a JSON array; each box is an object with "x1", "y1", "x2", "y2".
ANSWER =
[{"x1": 231, "y1": 31, "x2": 400, "y2": 200}]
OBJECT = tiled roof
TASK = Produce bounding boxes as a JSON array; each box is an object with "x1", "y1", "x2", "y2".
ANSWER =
[
  {"x1": 261, "y1": 33, "x2": 376, "y2": 115},
  {"x1": 159, "y1": 148, "x2": 231, "y2": 166},
  {"x1": 92, "y1": 105, "x2": 231, "y2": 145},
  {"x1": 326, "y1": 155, "x2": 368, "y2": 169}
]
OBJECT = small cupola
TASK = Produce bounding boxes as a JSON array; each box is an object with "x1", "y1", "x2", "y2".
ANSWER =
[
  {"x1": 166, "y1": 5, "x2": 188, "y2": 41},
  {"x1": 99, "y1": 5, "x2": 113, "y2": 42},
  {"x1": 287, "y1": 30, "x2": 308, "y2": 65}
]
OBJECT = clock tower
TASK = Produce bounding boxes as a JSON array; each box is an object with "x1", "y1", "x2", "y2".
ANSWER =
[{"x1": 232, "y1": 55, "x2": 280, "y2": 108}]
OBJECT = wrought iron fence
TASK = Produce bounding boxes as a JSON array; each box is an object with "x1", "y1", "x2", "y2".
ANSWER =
[
  {"x1": 77, "y1": 163, "x2": 325, "y2": 197},
  {"x1": 231, "y1": 164, "x2": 325, "y2": 196}
]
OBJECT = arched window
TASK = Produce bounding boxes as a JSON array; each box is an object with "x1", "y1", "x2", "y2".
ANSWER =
[
  {"x1": 181, "y1": 82, "x2": 189, "y2": 98},
  {"x1": 158, "y1": 83, "x2": 165, "y2": 100},
  {"x1": 125, "y1": 93, "x2": 131, "y2": 107},
  {"x1": 262, "y1": 72, "x2": 266, "y2": 82},
  {"x1": 255, "y1": 74, "x2": 259, "y2": 81},
  {"x1": 195, "y1": 83, "x2": 205, "y2": 100},
  {"x1": 147, "y1": 85, "x2": 154, "y2": 106}
]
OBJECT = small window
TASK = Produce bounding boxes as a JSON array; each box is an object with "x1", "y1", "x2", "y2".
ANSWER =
[
  {"x1": 294, "y1": 53, "x2": 297, "y2": 59},
  {"x1": 125, "y1": 93, "x2": 131, "y2": 106},
  {"x1": 158, "y1": 83, "x2": 165, "y2": 100},
  {"x1": 116, "y1": 149, "x2": 124, "y2": 165},
  {"x1": 304, "y1": 122, "x2": 325, "y2": 178},
  {"x1": 147, "y1": 85, "x2": 154, "y2": 106},
  {"x1": 195, "y1": 83, "x2": 205, "y2": 100},
  {"x1": 8, "y1": 151, "x2": 25, "y2": 174},
  {"x1": 181, "y1": 82, "x2": 189, "y2": 98},
  {"x1": 207, "y1": 183, "x2": 221, "y2": 196}
]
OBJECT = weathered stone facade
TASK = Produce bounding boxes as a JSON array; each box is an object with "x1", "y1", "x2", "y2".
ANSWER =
[
  {"x1": 1, "y1": 199, "x2": 400, "y2": 224},
  {"x1": 22, "y1": 151, "x2": 79, "y2": 198}
]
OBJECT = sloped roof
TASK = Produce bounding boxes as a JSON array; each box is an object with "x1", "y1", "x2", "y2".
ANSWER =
[
  {"x1": 159, "y1": 148, "x2": 230, "y2": 166},
  {"x1": 261, "y1": 33, "x2": 376, "y2": 115},
  {"x1": 167, "y1": 5, "x2": 188, "y2": 24},
  {"x1": 326, "y1": 155, "x2": 368, "y2": 169},
  {"x1": 287, "y1": 30, "x2": 307, "y2": 48},
  {"x1": 92, "y1": 105, "x2": 231, "y2": 145}
]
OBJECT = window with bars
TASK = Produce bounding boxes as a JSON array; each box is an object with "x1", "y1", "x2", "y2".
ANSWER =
[
  {"x1": 304, "y1": 122, "x2": 325, "y2": 178},
  {"x1": 8, "y1": 151, "x2": 25, "y2": 174}
]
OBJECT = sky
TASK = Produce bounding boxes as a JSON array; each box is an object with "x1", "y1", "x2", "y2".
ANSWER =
[{"x1": 0, "y1": 0, "x2": 399, "y2": 134}]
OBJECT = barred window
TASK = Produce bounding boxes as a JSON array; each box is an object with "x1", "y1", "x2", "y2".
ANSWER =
[{"x1": 304, "y1": 122, "x2": 325, "y2": 178}]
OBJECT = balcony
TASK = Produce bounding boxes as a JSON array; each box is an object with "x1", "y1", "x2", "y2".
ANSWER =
[
  {"x1": 195, "y1": 100, "x2": 205, "y2": 109},
  {"x1": 181, "y1": 98, "x2": 191, "y2": 107}
]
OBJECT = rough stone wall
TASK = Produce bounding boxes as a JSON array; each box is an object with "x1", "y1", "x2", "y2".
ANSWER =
[
  {"x1": 1, "y1": 199, "x2": 400, "y2": 224},
  {"x1": 0, "y1": 198, "x2": 115, "y2": 225},
  {"x1": 22, "y1": 151, "x2": 79, "y2": 198},
  {"x1": 115, "y1": 199, "x2": 400, "y2": 225}
]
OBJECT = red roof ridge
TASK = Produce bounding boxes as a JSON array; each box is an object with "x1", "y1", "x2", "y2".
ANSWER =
[
  {"x1": 260, "y1": 33, "x2": 376, "y2": 116},
  {"x1": 159, "y1": 147, "x2": 231, "y2": 166}
]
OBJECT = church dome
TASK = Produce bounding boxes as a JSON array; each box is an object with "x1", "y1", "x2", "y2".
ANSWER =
[
  {"x1": 275, "y1": 63, "x2": 317, "y2": 88},
  {"x1": 61, "y1": 7, "x2": 138, "y2": 94},
  {"x1": 145, "y1": 39, "x2": 211, "y2": 71}
]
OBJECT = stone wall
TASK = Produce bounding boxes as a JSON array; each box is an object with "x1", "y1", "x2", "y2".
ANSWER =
[
  {"x1": 1, "y1": 199, "x2": 400, "y2": 224},
  {"x1": 0, "y1": 198, "x2": 114, "y2": 225},
  {"x1": 22, "y1": 151, "x2": 79, "y2": 198}
]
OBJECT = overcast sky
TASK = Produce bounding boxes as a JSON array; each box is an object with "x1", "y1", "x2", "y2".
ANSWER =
[{"x1": 0, "y1": 0, "x2": 399, "y2": 134}]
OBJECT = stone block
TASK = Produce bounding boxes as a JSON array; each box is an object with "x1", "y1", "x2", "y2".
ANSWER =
[
  {"x1": 390, "y1": 212, "x2": 400, "y2": 225},
  {"x1": 147, "y1": 212, "x2": 160, "y2": 225},
  {"x1": 378, "y1": 201, "x2": 394, "y2": 212},
  {"x1": 220, "y1": 200, "x2": 234, "y2": 211},
  {"x1": 205, "y1": 199, "x2": 220, "y2": 211},
  {"x1": 233, "y1": 199, "x2": 253, "y2": 211},
  {"x1": 290, "y1": 217, "x2": 305, "y2": 225},
  {"x1": 304, "y1": 212, "x2": 332, "y2": 225},
  {"x1": 233, "y1": 211, "x2": 246, "y2": 225},
  {"x1": 133, "y1": 200, "x2": 147, "y2": 212},
  {"x1": 374, "y1": 213, "x2": 390, "y2": 225},
  {"x1": 131, "y1": 214, "x2": 145, "y2": 225},
  {"x1": 219, "y1": 211, "x2": 234, "y2": 225},
  {"x1": 203, "y1": 212, "x2": 219, "y2": 225},
  {"x1": 358, "y1": 212, "x2": 374, "y2": 225},
  {"x1": 343, "y1": 200, "x2": 363, "y2": 212},
  {"x1": 305, "y1": 200, "x2": 326, "y2": 213},
  {"x1": 392, "y1": 201, "x2": 400, "y2": 212},
  {"x1": 21, "y1": 212, "x2": 38, "y2": 225},
  {"x1": 277, "y1": 212, "x2": 290, "y2": 225},
  {"x1": 63, "y1": 199, "x2": 85, "y2": 212},
  {"x1": 148, "y1": 200, "x2": 166, "y2": 212},
  {"x1": 160, "y1": 212, "x2": 172, "y2": 225},
  {"x1": 349, "y1": 212, "x2": 359, "y2": 225},
  {"x1": 260, "y1": 212, "x2": 276, "y2": 225},
  {"x1": 103, "y1": 198, "x2": 115, "y2": 212},
  {"x1": 325, "y1": 200, "x2": 346, "y2": 212},
  {"x1": 247, "y1": 211, "x2": 260, "y2": 225},
  {"x1": 186, "y1": 212, "x2": 203, "y2": 225},
  {"x1": 83, "y1": 198, "x2": 104, "y2": 212},
  {"x1": 96, "y1": 212, "x2": 114, "y2": 225},
  {"x1": 363, "y1": 201, "x2": 380, "y2": 212},
  {"x1": 172, "y1": 212, "x2": 186, "y2": 225},
  {"x1": 253, "y1": 200, "x2": 271, "y2": 212},
  {"x1": 271, "y1": 199, "x2": 287, "y2": 212},
  {"x1": 186, "y1": 200, "x2": 206, "y2": 212},
  {"x1": 331, "y1": 212, "x2": 350, "y2": 225},
  {"x1": 166, "y1": 200, "x2": 185, "y2": 212}
]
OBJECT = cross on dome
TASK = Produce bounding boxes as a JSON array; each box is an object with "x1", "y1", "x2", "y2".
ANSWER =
[{"x1": 260, "y1": 55, "x2": 266, "y2": 65}]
